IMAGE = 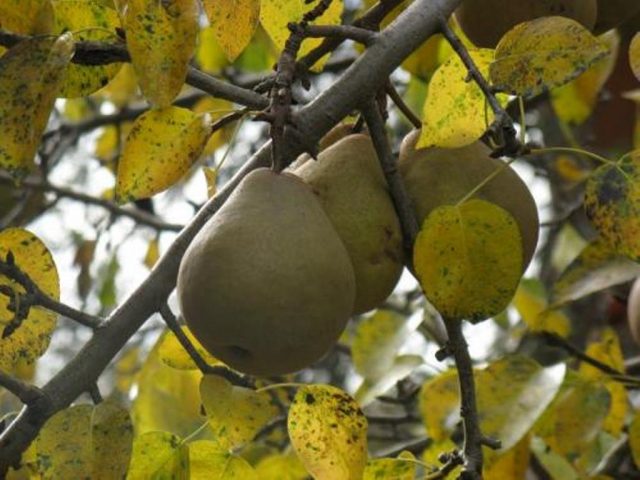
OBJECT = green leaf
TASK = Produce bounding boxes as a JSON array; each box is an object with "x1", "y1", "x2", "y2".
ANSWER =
[
  {"x1": 0, "y1": 228, "x2": 60, "y2": 371},
  {"x1": 491, "y1": 16, "x2": 609, "y2": 97},
  {"x1": 418, "y1": 49, "x2": 505, "y2": 149},
  {"x1": 35, "y1": 402, "x2": 133, "y2": 480},
  {"x1": 413, "y1": 198, "x2": 523, "y2": 322},
  {"x1": 127, "y1": 431, "x2": 189, "y2": 479},
  {"x1": 199, "y1": 374, "x2": 278, "y2": 451},
  {"x1": 288, "y1": 384, "x2": 368, "y2": 480},
  {"x1": 189, "y1": 441, "x2": 257, "y2": 479},
  {"x1": 115, "y1": 107, "x2": 212, "y2": 203},
  {"x1": 202, "y1": 0, "x2": 260, "y2": 61},
  {"x1": 584, "y1": 154, "x2": 640, "y2": 259},
  {"x1": 123, "y1": 0, "x2": 199, "y2": 106},
  {"x1": 0, "y1": 34, "x2": 74, "y2": 177},
  {"x1": 254, "y1": 452, "x2": 308, "y2": 480}
]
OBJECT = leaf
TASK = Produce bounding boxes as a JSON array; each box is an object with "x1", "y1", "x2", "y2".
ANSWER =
[
  {"x1": 260, "y1": 0, "x2": 343, "y2": 71},
  {"x1": 0, "y1": 228, "x2": 60, "y2": 371},
  {"x1": 421, "y1": 438, "x2": 463, "y2": 477},
  {"x1": 95, "y1": 63, "x2": 140, "y2": 107},
  {"x1": 417, "y1": 49, "x2": 503, "y2": 149},
  {"x1": 132, "y1": 333, "x2": 204, "y2": 437},
  {"x1": 115, "y1": 107, "x2": 212, "y2": 203},
  {"x1": 491, "y1": 16, "x2": 609, "y2": 97},
  {"x1": 531, "y1": 436, "x2": 581, "y2": 480},
  {"x1": 195, "y1": 27, "x2": 230, "y2": 74},
  {"x1": 191, "y1": 96, "x2": 235, "y2": 156},
  {"x1": 413, "y1": 198, "x2": 523, "y2": 322},
  {"x1": 0, "y1": 0, "x2": 54, "y2": 34},
  {"x1": 127, "y1": 431, "x2": 189, "y2": 479},
  {"x1": 199, "y1": 374, "x2": 277, "y2": 450},
  {"x1": 579, "y1": 328, "x2": 627, "y2": 437},
  {"x1": 513, "y1": 279, "x2": 570, "y2": 338},
  {"x1": 189, "y1": 441, "x2": 258, "y2": 479},
  {"x1": 123, "y1": 0, "x2": 199, "y2": 106},
  {"x1": 354, "y1": 354, "x2": 423, "y2": 407},
  {"x1": 157, "y1": 325, "x2": 221, "y2": 370},
  {"x1": 35, "y1": 402, "x2": 133, "y2": 480},
  {"x1": 484, "y1": 434, "x2": 530, "y2": 480},
  {"x1": 254, "y1": 452, "x2": 308, "y2": 480},
  {"x1": 363, "y1": 451, "x2": 416, "y2": 480},
  {"x1": 288, "y1": 384, "x2": 368, "y2": 480},
  {"x1": 535, "y1": 370, "x2": 611, "y2": 461},
  {"x1": 143, "y1": 237, "x2": 159, "y2": 269},
  {"x1": 0, "y1": 34, "x2": 74, "y2": 177},
  {"x1": 202, "y1": 0, "x2": 260, "y2": 61},
  {"x1": 551, "y1": 237, "x2": 640, "y2": 307},
  {"x1": 52, "y1": 0, "x2": 123, "y2": 97},
  {"x1": 418, "y1": 369, "x2": 460, "y2": 441},
  {"x1": 630, "y1": 412, "x2": 640, "y2": 469},
  {"x1": 631, "y1": 33, "x2": 640, "y2": 82},
  {"x1": 584, "y1": 154, "x2": 640, "y2": 259},
  {"x1": 551, "y1": 30, "x2": 620, "y2": 125},
  {"x1": 203, "y1": 167, "x2": 218, "y2": 198}
]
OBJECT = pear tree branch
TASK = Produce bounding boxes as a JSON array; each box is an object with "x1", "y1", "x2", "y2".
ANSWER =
[{"x1": 0, "y1": 0, "x2": 464, "y2": 472}]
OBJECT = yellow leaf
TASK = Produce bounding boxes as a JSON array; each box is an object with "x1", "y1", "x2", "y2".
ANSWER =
[
  {"x1": 288, "y1": 384, "x2": 368, "y2": 480},
  {"x1": 401, "y1": 34, "x2": 442, "y2": 82},
  {"x1": 534, "y1": 370, "x2": 611, "y2": 461},
  {"x1": 553, "y1": 154, "x2": 591, "y2": 183},
  {"x1": 195, "y1": 27, "x2": 230, "y2": 74},
  {"x1": 132, "y1": 333, "x2": 204, "y2": 437},
  {"x1": 202, "y1": 0, "x2": 260, "y2": 61},
  {"x1": 413, "y1": 199, "x2": 523, "y2": 322},
  {"x1": 127, "y1": 431, "x2": 189, "y2": 479},
  {"x1": 363, "y1": 451, "x2": 416, "y2": 480},
  {"x1": 421, "y1": 438, "x2": 462, "y2": 477},
  {"x1": 191, "y1": 96, "x2": 235, "y2": 156},
  {"x1": 484, "y1": 434, "x2": 530, "y2": 480},
  {"x1": 114, "y1": 346, "x2": 140, "y2": 394},
  {"x1": 584, "y1": 154, "x2": 640, "y2": 259},
  {"x1": 579, "y1": 328, "x2": 627, "y2": 436},
  {"x1": 115, "y1": 107, "x2": 212, "y2": 203},
  {"x1": 0, "y1": 0, "x2": 54, "y2": 34},
  {"x1": 35, "y1": 402, "x2": 133, "y2": 480},
  {"x1": 418, "y1": 49, "x2": 502, "y2": 149},
  {"x1": 123, "y1": 0, "x2": 199, "y2": 106},
  {"x1": 143, "y1": 237, "x2": 159, "y2": 269},
  {"x1": 551, "y1": 30, "x2": 619, "y2": 125},
  {"x1": 631, "y1": 33, "x2": 640, "y2": 82},
  {"x1": 157, "y1": 325, "x2": 222, "y2": 370},
  {"x1": 203, "y1": 166, "x2": 218, "y2": 198},
  {"x1": 418, "y1": 369, "x2": 459, "y2": 441},
  {"x1": 254, "y1": 452, "x2": 308, "y2": 480},
  {"x1": 513, "y1": 279, "x2": 570, "y2": 337},
  {"x1": 95, "y1": 63, "x2": 139, "y2": 107},
  {"x1": 189, "y1": 441, "x2": 258, "y2": 479},
  {"x1": 200, "y1": 374, "x2": 277, "y2": 451},
  {"x1": 0, "y1": 34, "x2": 74, "y2": 177},
  {"x1": 630, "y1": 412, "x2": 640, "y2": 469},
  {"x1": 530, "y1": 436, "x2": 580, "y2": 480},
  {"x1": 260, "y1": 0, "x2": 343, "y2": 71},
  {"x1": 491, "y1": 16, "x2": 609, "y2": 97},
  {"x1": 354, "y1": 354, "x2": 423, "y2": 407},
  {"x1": 52, "y1": 0, "x2": 123, "y2": 97},
  {"x1": 0, "y1": 228, "x2": 59, "y2": 371}
]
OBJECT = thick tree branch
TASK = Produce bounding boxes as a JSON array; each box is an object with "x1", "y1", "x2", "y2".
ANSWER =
[
  {"x1": 0, "y1": 371, "x2": 45, "y2": 406},
  {"x1": 0, "y1": 0, "x2": 463, "y2": 471}
]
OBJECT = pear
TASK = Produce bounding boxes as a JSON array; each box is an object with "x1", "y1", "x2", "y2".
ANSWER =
[
  {"x1": 177, "y1": 168, "x2": 356, "y2": 376},
  {"x1": 288, "y1": 123, "x2": 357, "y2": 171},
  {"x1": 455, "y1": 0, "x2": 597, "y2": 48},
  {"x1": 295, "y1": 134, "x2": 404, "y2": 314},
  {"x1": 399, "y1": 130, "x2": 539, "y2": 271},
  {"x1": 594, "y1": 0, "x2": 640, "y2": 34}
]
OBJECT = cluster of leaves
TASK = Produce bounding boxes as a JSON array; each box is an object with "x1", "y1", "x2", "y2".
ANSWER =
[{"x1": 3, "y1": 0, "x2": 640, "y2": 479}]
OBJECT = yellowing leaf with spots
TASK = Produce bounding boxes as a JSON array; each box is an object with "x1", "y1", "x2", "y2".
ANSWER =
[
  {"x1": 260, "y1": 0, "x2": 343, "y2": 71},
  {"x1": 418, "y1": 49, "x2": 500, "y2": 149},
  {"x1": 157, "y1": 325, "x2": 222, "y2": 370},
  {"x1": 413, "y1": 199, "x2": 523, "y2": 322},
  {"x1": 123, "y1": 0, "x2": 199, "y2": 106},
  {"x1": 189, "y1": 441, "x2": 257, "y2": 479},
  {"x1": 551, "y1": 238, "x2": 640, "y2": 308},
  {"x1": 629, "y1": 412, "x2": 640, "y2": 468},
  {"x1": 0, "y1": 34, "x2": 74, "y2": 177},
  {"x1": 513, "y1": 279, "x2": 570, "y2": 337},
  {"x1": 0, "y1": 228, "x2": 59, "y2": 371},
  {"x1": 192, "y1": 96, "x2": 235, "y2": 156},
  {"x1": 551, "y1": 30, "x2": 619, "y2": 125},
  {"x1": 491, "y1": 16, "x2": 609, "y2": 97},
  {"x1": 534, "y1": 370, "x2": 611, "y2": 461},
  {"x1": 584, "y1": 154, "x2": 640, "y2": 259},
  {"x1": 579, "y1": 328, "x2": 627, "y2": 437},
  {"x1": 255, "y1": 452, "x2": 308, "y2": 480},
  {"x1": 116, "y1": 107, "x2": 212, "y2": 203},
  {"x1": 200, "y1": 375, "x2": 277, "y2": 451},
  {"x1": 484, "y1": 434, "x2": 530, "y2": 480},
  {"x1": 127, "y1": 430, "x2": 189, "y2": 479},
  {"x1": 631, "y1": 33, "x2": 640, "y2": 82},
  {"x1": 418, "y1": 369, "x2": 459, "y2": 441},
  {"x1": 52, "y1": 0, "x2": 123, "y2": 97},
  {"x1": 0, "y1": 0, "x2": 54, "y2": 34},
  {"x1": 35, "y1": 402, "x2": 133, "y2": 480},
  {"x1": 363, "y1": 451, "x2": 416, "y2": 480},
  {"x1": 202, "y1": 0, "x2": 260, "y2": 61},
  {"x1": 288, "y1": 384, "x2": 367, "y2": 480}
]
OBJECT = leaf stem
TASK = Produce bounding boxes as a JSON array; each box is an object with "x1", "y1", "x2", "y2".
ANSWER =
[
  {"x1": 456, "y1": 157, "x2": 517, "y2": 206},
  {"x1": 530, "y1": 147, "x2": 613, "y2": 165}
]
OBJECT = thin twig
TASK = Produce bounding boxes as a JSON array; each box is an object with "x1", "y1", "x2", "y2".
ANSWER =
[
  {"x1": 158, "y1": 304, "x2": 253, "y2": 389},
  {"x1": 386, "y1": 82, "x2": 421, "y2": 128},
  {"x1": 361, "y1": 98, "x2": 420, "y2": 256},
  {"x1": 375, "y1": 436, "x2": 432, "y2": 458},
  {"x1": 87, "y1": 384, "x2": 103, "y2": 405},
  {"x1": 303, "y1": 25, "x2": 378, "y2": 45},
  {"x1": 0, "y1": 371, "x2": 45, "y2": 405}
]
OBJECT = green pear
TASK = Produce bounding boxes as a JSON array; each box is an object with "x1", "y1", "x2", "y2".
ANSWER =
[
  {"x1": 177, "y1": 168, "x2": 356, "y2": 376},
  {"x1": 295, "y1": 134, "x2": 404, "y2": 314},
  {"x1": 399, "y1": 130, "x2": 539, "y2": 271}
]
